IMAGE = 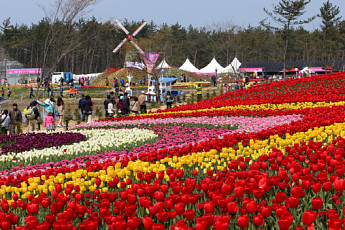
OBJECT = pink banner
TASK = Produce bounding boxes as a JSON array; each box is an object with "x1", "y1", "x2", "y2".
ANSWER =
[
  {"x1": 7, "y1": 68, "x2": 41, "y2": 75},
  {"x1": 238, "y1": 68, "x2": 263, "y2": 73},
  {"x1": 142, "y1": 53, "x2": 159, "y2": 72},
  {"x1": 308, "y1": 67, "x2": 326, "y2": 72}
]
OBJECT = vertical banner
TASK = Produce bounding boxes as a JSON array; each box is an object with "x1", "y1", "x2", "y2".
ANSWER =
[{"x1": 142, "y1": 53, "x2": 159, "y2": 73}]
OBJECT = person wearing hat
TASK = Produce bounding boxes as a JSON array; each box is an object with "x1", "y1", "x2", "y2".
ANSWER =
[
  {"x1": 37, "y1": 99, "x2": 54, "y2": 119},
  {"x1": 138, "y1": 91, "x2": 147, "y2": 114},
  {"x1": 9, "y1": 103, "x2": 22, "y2": 134}
]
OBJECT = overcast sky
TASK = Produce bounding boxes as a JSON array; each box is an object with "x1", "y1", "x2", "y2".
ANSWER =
[{"x1": 0, "y1": 0, "x2": 344, "y2": 30}]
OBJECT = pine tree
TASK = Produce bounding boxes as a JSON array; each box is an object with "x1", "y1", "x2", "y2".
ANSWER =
[{"x1": 263, "y1": 0, "x2": 315, "y2": 78}]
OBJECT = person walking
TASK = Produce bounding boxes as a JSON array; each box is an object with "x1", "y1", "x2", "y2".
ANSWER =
[
  {"x1": 104, "y1": 95, "x2": 110, "y2": 118},
  {"x1": 29, "y1": 85, "x2": 34, "y2": 98},
  {"x1": 107, "y1": 99, "x2": 116, "y2": 118},
  {"x1": 78, "y1": 94, "x2": 86, "y2": 122},
  {"x1": 120, "y1": 78, "x2": 125, "y2": 87},
  {"x1": 116, "y1": 96, "x2": 125, "y2": 116},
  {"x1": 84, "y1": 95, "x2": 93, "y2": 123},
  {"x1": 123, "y1": 92, "x2": 130, "y2": 116},
  {"x1": 1, "y1": 110, "x2": 10, "y2": 134},
  {"x1": 56, "y1": 97, "x2": 65, "y2": 128},
  {"x1": 47, "y1": 85, "x2": 51, "y2": 98},
  {"x1": 9, "y1": 103, "x2": 22, "y2": 134},
  {"x1": 1, "y1": 88, "x2": 4, "y2": 98},
  {"x1": 114, "y1": 78, "x2": 119, "y2": 89},
  {"x1": 138, "y1": 91, "x2": 147, "y2": 114},
  {"x1": 44, "y1": 111, "x2": 55, "y2": 131},
  {"x1": 130, "y1": 97, "x2": 140, "y2": 115},
  {"x1": 7, "y1": 88, "x2": 11, "y2": 99},
  {"x1": 196, "y1": 84, "x2": 202, "y2": 102},
  {"x1": 26, "y1": 101, "x2": 40, "y2": 132},
  {"x1": 164, "y1": 91, "x2": 174, "y2": 109},
  {"x1": 105, "y1": 78, "x2": 109, "y2": 86},
  {"x1": 59, "y1": 86, "x2": 63, "y2": 97}
]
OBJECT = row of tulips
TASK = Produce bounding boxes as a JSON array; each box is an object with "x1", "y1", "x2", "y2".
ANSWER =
[
  {"x1": 0, "y1": 132, "x2": 86, "y2": 155},
  {"x1": 0, "y1": 128, "x2": 158, "y2": 171},
  {"x1": 0, "y1": 126, "x2": 234, "y2": 178},
  {"x1": 77, "y1": 115, "x2": 302, "y2": 134}
]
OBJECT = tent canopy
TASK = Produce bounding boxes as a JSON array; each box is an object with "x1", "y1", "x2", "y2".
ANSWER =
[
  {"x1": 226, "y1": 57, "x2": 242, "y2": 73},
  {"x1": 156, "y1": 58, "x2": 171, "y2": 69},
  {"x1": 179, "y1": 57, "x2": 199, "y2": 72},
  {"x1": 198, "y1": 57, "x2": 227, "y2": 74}
]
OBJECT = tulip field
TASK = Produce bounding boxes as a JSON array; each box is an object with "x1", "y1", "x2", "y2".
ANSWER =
[{"x1": 3, "y1": 73, "x2": 345, "y2": 229}]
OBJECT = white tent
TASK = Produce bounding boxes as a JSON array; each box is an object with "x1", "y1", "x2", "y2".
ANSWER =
[
  {"x1": 198, "y1": 57, "x2": 227, "y2": 74},
  {"x1": 156, "y1": 58, "x2": 171, "y2": 69},
  {"x1": 225, "y1": 57, "x2": 241, "y2": 73},
  {"x1": 179, "y1": 57, "x2": 199, "y2": 73}
]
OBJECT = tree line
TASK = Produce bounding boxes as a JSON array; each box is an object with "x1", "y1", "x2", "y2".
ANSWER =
[{"x1": 0, "y1": 0, "x2": 344, "y2": 74}]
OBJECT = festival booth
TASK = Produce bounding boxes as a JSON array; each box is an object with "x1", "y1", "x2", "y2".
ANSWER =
[
  {"x1": 156, "y1": 58, "x2": 171, "y2": 69},
  {"x1": 238, "y1": 67, "x2": 263, "y2": 78},
  {"x1": 308, "y1": 67, "x2": 333, "y2": 72},
  {"x1": 7, "y1": 68, "x2": 41, "y2": 85},
  {"x1": 179, "y1": 57, "x2": 199, "y2": 73},
  {"x1": 226, "y1": 57, "x2": 242, "y2": 73},
  {"x1": 197, "y1": 57, "x2": 227, "y2": 75}
]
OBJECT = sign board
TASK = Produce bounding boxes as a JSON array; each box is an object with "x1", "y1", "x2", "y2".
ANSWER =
[
  {"x1": 7, "y1": 68, "x2": 41, "y2": 75},
  {"x1": 238, "y1": 68, "x2": 263, "y2": 73}
]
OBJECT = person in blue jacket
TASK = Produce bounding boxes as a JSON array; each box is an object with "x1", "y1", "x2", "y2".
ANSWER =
[
  {"x1": 78, "y1": 94, "x2": 86, "y2": 121},
  {"x1": 38, "y1": 98, "x2": 54, "y2": 119}
]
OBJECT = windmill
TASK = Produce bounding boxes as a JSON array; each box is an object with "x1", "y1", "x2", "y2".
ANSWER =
[
  {"x1": 113, "y1": 20, "x2": 147, "y2": 55},
  {"x1": 113, "y1": 19, "x2": 161, "y2": 100}
]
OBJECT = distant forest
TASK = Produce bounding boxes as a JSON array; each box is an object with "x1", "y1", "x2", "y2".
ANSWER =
[{"x1": 0, "y1": 7, "x2": 344, "y2": 73}]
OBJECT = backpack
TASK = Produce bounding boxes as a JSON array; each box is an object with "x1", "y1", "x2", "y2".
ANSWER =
[{"x1": 25, "y1": 106, "x2": 35, "y2": 120}]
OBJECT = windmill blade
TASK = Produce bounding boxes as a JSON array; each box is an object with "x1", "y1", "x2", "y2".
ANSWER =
[
  {"x1": 115, "y1": 19, "x2": 130, "y2": 35},
  {"x1": 130, "y1": 40, "x2": 145, "y2": 54},
  {"x1": 113, "y1": 37, "x2": 128, "y2": 53},
  {"x1": 132, "y1": 21, "x2": 147, "y2": 37}
]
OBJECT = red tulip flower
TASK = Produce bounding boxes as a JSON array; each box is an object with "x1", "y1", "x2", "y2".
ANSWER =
[
  {"x1": 237, "y1": 215, "x2": 249, "y2": 229},
  {"x1": 311, "y1": 197, "x2": 323, "y2": 210},
  {"x1": 253, "y1": 214, "x2": 264, "y2": 227},
  {"x1": 278, "y1": 213, "x2": 293, "y2": 230},
  {"x1": 302, "y1": 210, "x2": 317, "y2": 226},
  {"x1": 174, "y1": 203, "x2": 185, "y2": 215}
]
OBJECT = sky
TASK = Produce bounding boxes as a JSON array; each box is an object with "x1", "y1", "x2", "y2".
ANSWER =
[{"x1": 0, "y1": 0, "x2": 345, "y2": 30}]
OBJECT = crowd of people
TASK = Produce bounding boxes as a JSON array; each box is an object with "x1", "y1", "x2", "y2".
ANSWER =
[
  {"x1": 102, "y1": 91, "x2": 147, "y2": 118},
  {"x1": 0, "y1": 96, "x2": 68, "y2": 134}
]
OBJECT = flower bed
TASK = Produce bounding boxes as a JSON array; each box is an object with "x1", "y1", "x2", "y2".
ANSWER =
[
  {"x1": 2, "y1": 72, "x2": 345, "y2": 229},
  {"x1": 0, "y1": 128, "x2": 158, "y2": 171},
  {"x1": 0, "y1": 132, "x2": 86, "y2": 155}
]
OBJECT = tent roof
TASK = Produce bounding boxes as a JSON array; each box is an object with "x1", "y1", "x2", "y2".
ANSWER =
[
  {"x1": 179, "y1": 58, "x2": 199, "y2": 72},
  {"x1": 225, "y1": 57, "x2": 241, "y2": 72},
  {"x1": 198, "y1": 57, "x2": 227, "y2": 74},
  {"x1": 156, "y1": 58, "x2": 171, "y2": 69}
]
